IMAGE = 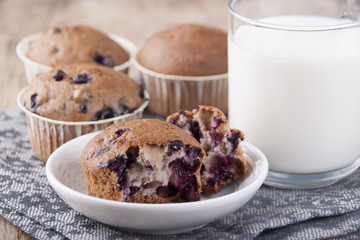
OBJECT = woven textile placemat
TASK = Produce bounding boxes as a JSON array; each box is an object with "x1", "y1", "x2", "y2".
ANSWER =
[{"x1": 0, "y1": 108, "x2": 359, "y2": 240}]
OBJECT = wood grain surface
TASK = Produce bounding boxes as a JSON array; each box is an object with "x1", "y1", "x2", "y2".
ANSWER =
[{"x1": 0, "y1": 0, "x2": 227, "y2": 238}]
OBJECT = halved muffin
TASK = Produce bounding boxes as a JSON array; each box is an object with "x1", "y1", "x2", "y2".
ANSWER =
[
  {"x1": 81, "y1": 119, "x2": 206, "y2": 203},
  {"x1": 167, "y1": 105, "x2": 247, "y2": 193}
]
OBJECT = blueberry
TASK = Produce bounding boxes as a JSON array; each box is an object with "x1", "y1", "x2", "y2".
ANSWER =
[
  {"x1": 169, "y1": 159, "x2": 186, "y2": 176},
  {"x1": 118, "y1": 174, "x2": 129, "y2": 191},
  {"x1": 126, "y1": 147, "x2": 139, "y2": 163},
  {"x1": 167, "y1": 140, "x2": 184, "y2": 156},
  {"x1": 101, "y1": 148, "x2": 138, "y2": 192},
  {"x1": 99, "y1": 154, "x2": 129, "y2": 191},
  {"x1": 170, "y1": 140, "x2": 184, "y2": 151},
  {"x1": 227, "y1": 133, "x2": 240, "y2": 153},
  {"x1": 206, "y1": 177, "x2": 216, "y2": 189},
  {"x1": 79, "y1": 103, "x2": 87, "y2": 113},
  {"x1": 169, "y1": 118, "x2": 178, "y2": 125},
  {"x1": 179, "y1": 110, "x2": 186, "y2": 116},
  {"x1": 110, "y1": 129, "x2": 127, "y2": 143},
  {"x1": 178, "y1": 175, "x2": 200, "y2": 202},
  {"x1": 103, "y1": 108, "x2": 115, "y2": 119},
  {"x1": 200, "y1": 164, "x2": 205, "y2": 175},
  {"x1": 145, "y1": 165, "x2": 154, "y2": 171},
  {"x1": 167, "y1": 153, "x2": 201, "y2": 201},
  {"x1": 213, "y1": 117, "x2": 225, "y2": 129},
  {"x1": 72, "y1": 73, "x2": 91, "y2": 84},
  {"x1": 92, "y1": 107, "x2": 116, "y2": 121},
  {"x1": 159, "y1": 156, "x2": 201, "y2": 201},
  {"x1": 184, "y1": 145, "x2": 201, "y2": 159},
  {"x1": 52, "y1": 70, "x2": 66, "y2": 81},
  {"x1": 121, "y1": 105, "x2": 131, "y2": 115},
  {"x1": 190, "y1": 121, "x2": 203, "y2": 142},
  {"x1": 94, "y1": 54, "x2": 115, "y2": 67},
  {"x1": 30, "y1": 94, "x2": 38, "y2": 113},
  {"x1": 208, "y1": 153, "x2": 232, "y2": 185},
  {"x1": 209, "y1": 131, "x2": 223, "y2": 147},
  {"x1": 129, "y1": 186, "x2": 140, "y2": 196},
  {"x1": 92, "y1": 111, "x2": 102, "y2": 121},
  {"x1": 98, "y1": 155, "x2": 126, "y2": 171},
  {"x1": 94, "y1": 146, "x2": 110, "y2": 157},
  {"x1": 169, "y1": 157, "x2": 200, "y2": 176},
  {"x1": 114, "y1": 129, "x2": 126, "y2": 138},
  {"x1": 171, "y1": 172, "x2": 200, "y2": 202}
]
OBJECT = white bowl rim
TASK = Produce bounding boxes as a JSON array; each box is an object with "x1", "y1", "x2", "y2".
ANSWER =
[
  {"x1": 45, "y1": 132, "x2": 269, "y2": 209},
  {"x1": 16, "y1": 31, "x2": 137, "y2": 72},
  {"x1": 17, "y1": 87, "x2": 149, "y2": 126},
  {"x1": 132, "y1": 51, "x2": 228, "y2": 81}
]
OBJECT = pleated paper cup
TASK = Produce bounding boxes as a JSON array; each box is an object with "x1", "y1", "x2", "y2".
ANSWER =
[
  {"x1": 133, "y1": 56, "x2": 228, "y2": 117},
  {"x1": 16, "y1": 32, "x2": 136, "y2": 83},
  {"x1": 17, "y1": 87, "x2": 149, "y2": 162}
]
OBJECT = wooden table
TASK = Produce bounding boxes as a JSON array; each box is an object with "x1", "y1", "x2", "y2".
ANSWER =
[{"x1": 0, "y1": 0, "x2": 227, "y2": 238}]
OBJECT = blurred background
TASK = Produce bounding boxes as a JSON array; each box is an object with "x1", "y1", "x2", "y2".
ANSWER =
[{"x1": 0, "y1": 0, "x2": 227, "y2": 111}]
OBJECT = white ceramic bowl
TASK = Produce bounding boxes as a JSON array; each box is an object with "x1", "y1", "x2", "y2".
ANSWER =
[
  {"x1": 16, "y1": 32, "x2": 136, "y2": 83},
  {"x1": 46, "y1": 131, "x2": 268, "y2": 235}
]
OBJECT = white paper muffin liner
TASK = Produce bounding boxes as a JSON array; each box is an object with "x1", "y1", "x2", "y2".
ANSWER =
[
  {"x1": 133, "y1": 56, "x2": 228, "y2": 117},
  {"x1": 17, "y1": 87, "x2": 149, "y2": 162},
  {"x1": 16, "y1": 32, "x2": 137, "y2": 83}
]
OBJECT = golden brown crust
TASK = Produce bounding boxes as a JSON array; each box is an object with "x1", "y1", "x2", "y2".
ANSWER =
[
  {"x1": 84, "y1": 167, "x2": 123, "y2": 201},
  {"x1": 23, "y1": 62, "x2": 143, "y2": 122},
  {"x1": 138, "y1": 24, "x2": 227, "y2": 76},
  {"x1": 27, "y1": 25, "x2": 129, "y2": 67}
]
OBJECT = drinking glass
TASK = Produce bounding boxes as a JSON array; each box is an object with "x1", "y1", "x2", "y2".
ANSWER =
[{"x1": 228, "y1": 0, "x2": 360, "y2": 188}]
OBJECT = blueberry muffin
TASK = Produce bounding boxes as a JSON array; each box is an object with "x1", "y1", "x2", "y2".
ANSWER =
[
  {"x1": 135, "y1": 23, "x2": 228, "y2": 117},
  {"x1": 167, "y1": 106, "x2": 247, "y2": 194},
  {"x1": 23, "y1": 62, "x2": 144, "y2": 122},
  {"x1": 81, "y1": 119, "x2": 206, "y2": 203},
  {"x1": 27, "y1": 25, "x2": 129, "y2": 67},
  {"x1": 138, "y1": 23, "x2": 227, "y2": 76}
]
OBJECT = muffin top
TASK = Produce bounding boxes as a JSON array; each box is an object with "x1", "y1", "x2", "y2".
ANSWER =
[
  {"x1": 138, "y1": 23, "x2": 227, "y2": 76},
  {"x1": 23, "y1": 63, "x2": 144, "y2": 122},
  {"x1": 26, "y1": 25, "x2": 129, "y2": 67},
  {"x1": 81, "y1": 118, "x2": 204, "y2": 170}
]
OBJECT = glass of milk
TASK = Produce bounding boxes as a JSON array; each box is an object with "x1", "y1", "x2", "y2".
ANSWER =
[{"x1": 228, "y1": 0, "x2": 360, "y2": 188}]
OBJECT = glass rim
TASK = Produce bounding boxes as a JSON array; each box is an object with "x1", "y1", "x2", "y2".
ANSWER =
[{"x1": 228, "y1": 0, "x2": 360, "y2": 31}]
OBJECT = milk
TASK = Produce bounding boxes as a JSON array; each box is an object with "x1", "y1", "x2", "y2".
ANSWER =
[{"x1": 229, "y1": 15, "x2": 360, "y2": 174}]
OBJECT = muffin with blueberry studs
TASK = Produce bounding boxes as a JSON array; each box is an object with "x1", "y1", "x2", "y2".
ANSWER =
[
  {"x1": 19, "y1": 62, "x2": 148, "y2": 162},
  {"x1": 167, "y1": 105, "x2": 247, "y2": 194},
  {"x1": 26, "y1": 25, "x2": 129, "y2": 68},
  {"x1": 81, "y1": 119, "x2": 206, "y2": 203},
  {"x1": 23, "y1": 62, "x2": 144, "y2": 121}
]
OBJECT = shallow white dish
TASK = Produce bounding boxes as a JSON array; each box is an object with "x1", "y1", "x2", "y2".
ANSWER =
[{"x1": 46, "y1": 131, "x2": 268, "y2": 235}]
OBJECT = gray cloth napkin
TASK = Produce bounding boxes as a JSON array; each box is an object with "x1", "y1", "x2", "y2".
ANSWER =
[{"x1": 0, "y1": 108, "x2": 359, "y2": 240}]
